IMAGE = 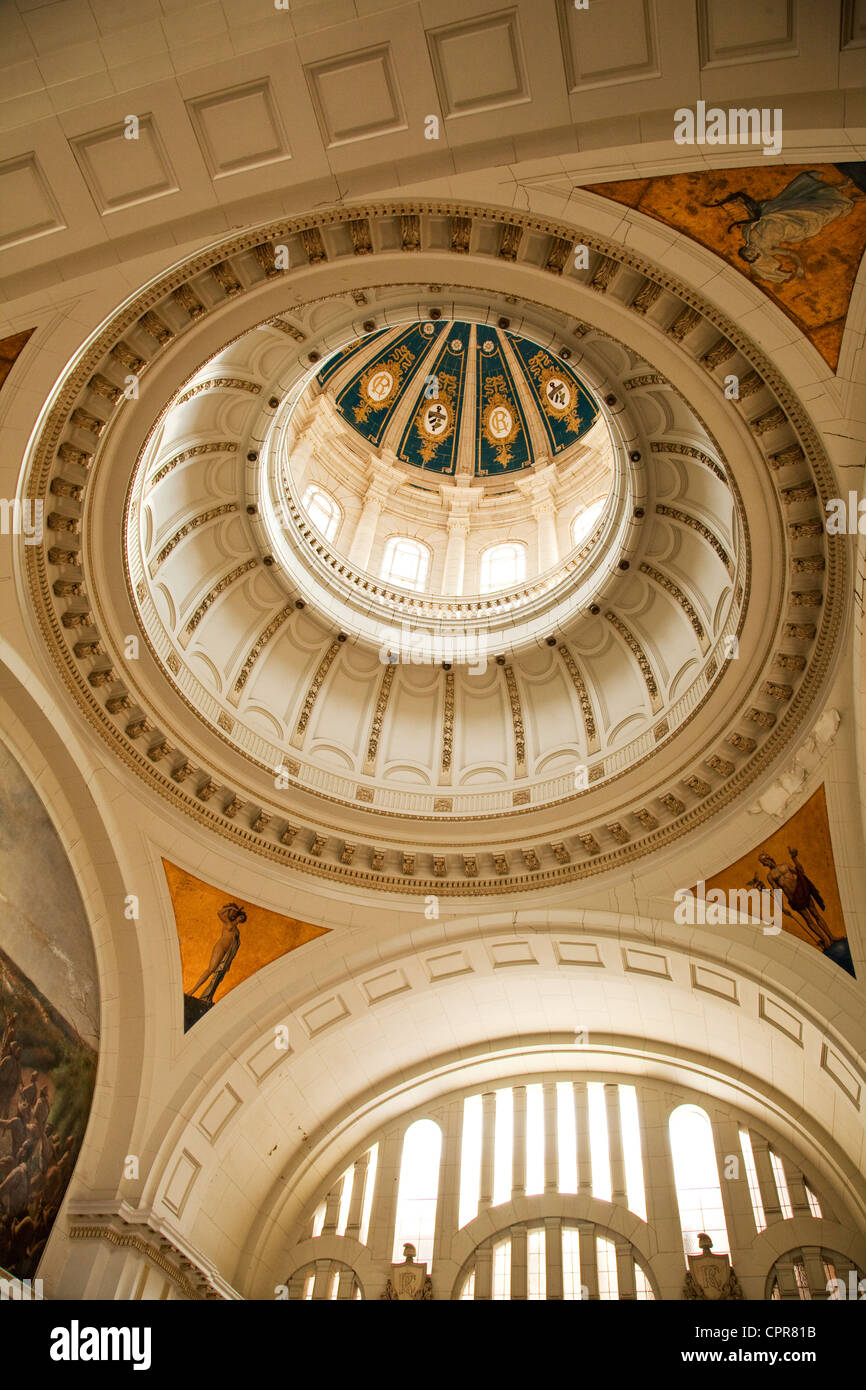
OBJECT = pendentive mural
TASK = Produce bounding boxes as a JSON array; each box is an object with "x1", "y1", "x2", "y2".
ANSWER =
[
  {"x1": 163, "y1": 860, "x2": 331, "y2": 1032},
  {"x1": 698, "y1": 785, "x2": 854, "y2": 977},
  {"x1": 0, "y1": 739, "x2": 99, "y2": 1281},
  {"x1": 584, "y1": 163, "x2": 866, "y2": 371}
]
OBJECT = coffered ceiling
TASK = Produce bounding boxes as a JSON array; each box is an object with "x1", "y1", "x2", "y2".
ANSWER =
[{"x1": 1, "y1": 0, "x2": 863, "y2": 289}]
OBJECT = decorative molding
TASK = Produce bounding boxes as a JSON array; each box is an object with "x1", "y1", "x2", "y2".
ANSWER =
[
  {"x1": 184, "y1": 561, "x2": 257, "y2": 637},
  {"x1": 503, "y1": 665, "x2": 527, "y2": 773},
  {"x1": 295, "y1": 641, "x2": 342, "y2": 736},
  {"x1": 557, "y1": 643, "x2": 599, "y2": 750},
  {"x1": 175, "y1": 377, "x2": 261, "y2": 405},
  {"x1": 234, "y1": 606, "x2": 293, "y2": 694},
  {"x1": 650, "y1": 440, "x2": 726, "y2": 484},
  {"x1": 365, "y1": 663, "x2": 396, "y2": 768},
  {"x1": 152, "y1": 505, "x2": 237, "y2": 572},
  {"x1": 605, "y1": 612, "x2": 662, "y2": 710},
  {"x1": 20, "y1": 198, "x2": 842, "y2": 895},
  {"x1": 639, "y1": 563, "x2": 707, "y2": 649},
  {"x1": 655, "y1": 504, "x2": 732, "y2": 574},
  {"x1": 148, "y1": 442, "x2": 237, "y2": 492}
]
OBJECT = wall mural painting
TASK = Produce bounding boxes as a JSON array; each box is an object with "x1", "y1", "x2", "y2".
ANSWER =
[
  {"x1": 0, "y1": 741, "x2": 99, "y2": 1281},
  {"x1": 163, "y1": 860, "x2": 331, "y2": 1032},
  {"x1": 584, "y1": 163, "x2": 866, "y2": 371},
  {"x1": 699, "y1": 786, "x2": 854, "y2": 977},
  {"x1": 0, "y1": 329, "x2": 35, "y2": 394}
]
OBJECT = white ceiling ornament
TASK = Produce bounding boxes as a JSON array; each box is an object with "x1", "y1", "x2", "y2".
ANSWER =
[{"x1": 19, "y1": 201, "x2": 843, "y2": 896}]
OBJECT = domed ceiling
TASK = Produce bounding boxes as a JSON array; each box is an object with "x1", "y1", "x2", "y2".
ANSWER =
[
  {"x1": 19, "y1": 202, "x2": 844, "y2": 897},
  {"x1": 317, "y1": 321, "x2": 599, "y2": 476}
]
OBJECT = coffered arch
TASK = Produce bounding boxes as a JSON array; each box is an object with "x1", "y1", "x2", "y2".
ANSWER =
[{"x1": 60, "y1": 899, "x2": 863, "y2": 1302}]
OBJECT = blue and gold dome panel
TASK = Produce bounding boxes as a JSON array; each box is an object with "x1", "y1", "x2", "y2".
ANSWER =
[{"x1": 317, "y1": 320, "x2": 599, "y2": 477}]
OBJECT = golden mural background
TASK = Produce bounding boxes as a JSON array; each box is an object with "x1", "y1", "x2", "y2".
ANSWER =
[
  {"x1": 163, "y1": 859, "x2": 330, "y2": 1010},
  {"x1": 585, "y1": 164, "x2": 866, "y2": 370},
  {"x1": 699, "y1": 785, "x2": 853, "y2": 974}
]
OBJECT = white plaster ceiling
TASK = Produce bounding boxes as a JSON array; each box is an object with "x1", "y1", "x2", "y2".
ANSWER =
[{"x1": 0, "y1": 0, "x2": 862, "y2": 290}]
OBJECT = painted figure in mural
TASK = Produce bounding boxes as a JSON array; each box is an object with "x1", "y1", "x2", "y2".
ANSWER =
[
  {"x1": 0, "y1": 992, "x2": 82, "y2": 1274},
  {"x1": 755, "y1": 848, "x2": 836, "y2": 948},
  {"x1": 188, "y1": 901, "x2": 247, "y2": 1004},
  {"x1": 705, "y1": 171, "x2": 862, "y2": 283},
  {"x1": 0, "y1": 1037, "x2": 22, "y2": 1118}
]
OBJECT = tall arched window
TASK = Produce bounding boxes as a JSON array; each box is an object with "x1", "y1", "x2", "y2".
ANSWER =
[
  {"x1": 381, "y1": 536, "x2": 430, "y2": 592},
  {"x1": 457, "y1": 1222, "x2": 655, "y2": 1300},
  {"x1": 479, "y1": 542, "x2": 526, "y2": 594},
  {"x1": 302, "y1": 483, "x2": 342, "y2": 542},
  {"x1": 392, "y1": 1118, "x2": 442, "y2": 1267},
  {"x1": 570, "y1": 498, "x2": 605, "y2": 548},
  {"x1": 669, "y1": 1104, "x2": 730, "y2": 1256}
]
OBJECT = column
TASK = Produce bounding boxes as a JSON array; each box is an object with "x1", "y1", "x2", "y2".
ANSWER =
[
  {"x1": 337, "y1": 1268, "x2": 357, "y2": 1301},
  {"x1": 639, "y1": 1090, "x2": 690, "y2": 1300},
  {"x1": 479, "y1": 1091, "x2": 496, "y2": 1211},
  {"x1": 545, "y1": 1217, "x2": 564, "y2": 1300},
  {"x1": 289, "y1": 435, "x2": 314, "y2": 486},
  {"x1": 615, "y1": 1239, "x2": 637, "y2": 1300},
  {"x1": 311, "y1": 1258, "x2": 332, "y2": 1300},
  {"x1": 751, "y1": 1137, "x2": 783, "y2": 1224},
  {"x1": 433, "y1": 1099, "x2": 463, "y2": 1265},
  {"x1": 474, "y1": 1241, "x2": 492, "y2": 1300},
  {"x1": 578, "y1": 1222, "x2": 598, "y2": 1299},
  {"x1": 368, "y1": 1129, "x2": 403, "y2": 1264},
  {"x1": 534, "y1": 498, "x2": 559, "y2": 571},
  {"x1": 604, "y1": 1083, "x2": 627, "y2": 1206},
  {"x1": 543, "y1": 1081, "x2": 559, "y2": 1196},
  {"x1": 800, "y1": 1247, "x2": 829, "y2": 1300},
  {"x1": 783, "y1": 1159, "x2": 813, "y2": 1219},
  {"x1": 512, "y1": 1085, "x2": 527, "y2": 1199},
  {"x1": 442, "y1": 515, "x2": 469, "y2": 594},
  {"x1": 511, "y1": 1225, "x2": 528, "y2": 1300},
  {"x1": 516, "y1": 463, "x2": 558, "y2": 572},
  {"x1": 344, "y1": 1150, "x2": 370, "y2": 1241},
  {"x1": 712, "y1": 1116, "x2": 757, "y2": 1253},
  {"x1": 773, "y1": 1257, "x2": 801, "y2": 1301},
  {"x1": 574, "y1": 1083, "x2": 592, "y2": 1193},
  {"x1": 321, "y1": 1178, "x2": 343, "y2": 1236},
  {"x1": 346, "y1": 485, "x2": 385, "y2": 570}
]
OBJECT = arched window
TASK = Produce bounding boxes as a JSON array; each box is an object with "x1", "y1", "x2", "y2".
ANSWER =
[
  {"x1": 457, "y1": 1222, "x2": 655, "y2": 1300},
  {"x1": 479, "y1": 542, "x2": 526, "y2": 594},
  {"x1": 768, "y1": 1249, "x2": 864, "y2": 1301},
  {"x1": 392, "y1": 1119, "x2": 442, "y2": 1267},
  {"x1": 769, "y1": 1149, "x2": 794, "y2": 1218},
  {"x1": 570, "y1": 498, "x2": 605, "y2": 548},
  {"x1": 738, "y1": 1129, "x2": 766, "y2": 1233},
  {"x1": 302, "y1": 484, "x2": 341, "y2": 542},
  {"x1": 458, "y1": 1081, "x2": 646, "y2": 1225},
  {"x1": 288, "y1": 1259, "x2": 363, "y2": 1300},
  {"x1": 669, "y1": 1104, "x2": 730, "y2": 1256},
  {"x1": 381, "y1": 536, "x2": 430, "y2": 592}
]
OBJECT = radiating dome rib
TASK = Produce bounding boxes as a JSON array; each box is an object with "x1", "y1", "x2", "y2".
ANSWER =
[{"x1": 318, "y1": 320, "x2": 600, "y2": 478}]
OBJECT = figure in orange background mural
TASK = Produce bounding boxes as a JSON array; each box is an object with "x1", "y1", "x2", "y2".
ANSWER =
[
  {"x1": 751, "y1": 848, "x2": 835, "y2": 949},
  {"x1": 704, "y1": 171, "x2": 863, "y2": 284},
  {"x1": 188, "y1": 902, "x2": 247, "y2": 1005},
  {"x1": 696, "y1": 786, "x2": 855, "y2": 978},
  {"x1": 165, "y1": 859, "x2": 330, "y2": 1032}
]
